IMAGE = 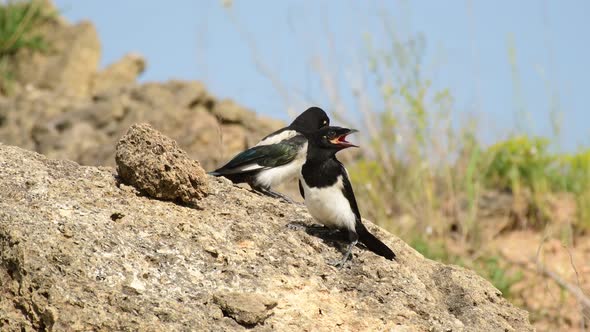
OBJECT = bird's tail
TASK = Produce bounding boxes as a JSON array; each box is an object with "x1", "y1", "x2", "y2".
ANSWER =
[
  {"x1": 207, "y1": 171, "x2": 220, "y2": 176},
  {"x1": 357, "y1": 225, "x2": 396, "y2": 260}
]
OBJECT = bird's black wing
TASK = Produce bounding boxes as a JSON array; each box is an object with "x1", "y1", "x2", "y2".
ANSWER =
[
  {"x1": 338, "y1": 161, "x2": 396, "y2": 260},
  {"x1": 338, "y1": 161, "x2": 362, "y2": 222},
  {"x1": 212, "y1": 135, "x2": 306, "y2": 175}
]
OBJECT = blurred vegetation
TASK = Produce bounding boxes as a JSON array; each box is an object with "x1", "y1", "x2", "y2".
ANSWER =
[
  {"x1": 347, "y1": 30, "x2": 590, "y2": 231},
  {"x1": 0, "y1": 0, "x2": 54, "y2": 94},
  {"x1": 481, "y1": 137, "x2": 590, "y2": 230},
  {"x1": 338, "y1": 28, "x2": 589, "y2": 308}
]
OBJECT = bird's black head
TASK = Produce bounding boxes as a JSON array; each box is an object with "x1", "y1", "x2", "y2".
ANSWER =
[
  {"x1": 307, "y1": 126, "x2": 358, "y2": 151},
  {"x1": 289, "y1": 107, "x2": 330, "y2": 133}
]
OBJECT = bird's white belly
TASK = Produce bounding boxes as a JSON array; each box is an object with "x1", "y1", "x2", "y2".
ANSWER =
[
  {"x1": 301, "y1": 176, "x2": 356, "y2": 231},
  {"x1": 254, "y1": 142, "x2": 308, "y2": 188}
]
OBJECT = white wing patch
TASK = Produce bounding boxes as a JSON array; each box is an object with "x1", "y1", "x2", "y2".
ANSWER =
[
  {"x1": 300, "y1": 175, "x2": 356, "y2": 232},
  {"x1": 216, "y1": 163, "x2": 266, "y2": 174},
  {"x1": 236, "y1": 164, "x2": 265, "y2": 172},
  {"x1": 255, "y1": 130, "x2": 298, "y2": 147}
]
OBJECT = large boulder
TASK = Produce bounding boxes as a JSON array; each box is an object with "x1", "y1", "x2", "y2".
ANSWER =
[{"x1": 0, "y1": 142, "x2": 533, "y2": 331}]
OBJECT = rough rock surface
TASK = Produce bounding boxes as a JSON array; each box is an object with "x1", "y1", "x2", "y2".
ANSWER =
[
  {"x1": 115, "y1": 123, "x2": 208, "y2": 204},
  {"x1": 0, "y1": 80, "x2": 283, "y2": 171},
  {"x1": 0, "y1": 143, "x2": 533, "y2": 331},
  {"x1": 91, "y1": 53, "x2": 146, "y2": 94}
]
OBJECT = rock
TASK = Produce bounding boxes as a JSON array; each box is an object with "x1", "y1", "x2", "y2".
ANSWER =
[
  {"x1": 0, "y1": 143, "x2": 534, "y2": 331},
  {"x1": 212, "y1": 99, "x2": 257, "y2": 124},
  {"x1": 38, "y1": 21, "x2": 101, "y2": 96},
  {"x1": 92, "y1": 53, "x2": 146, "y2": 94},
  {"x1": 115, "y1": 123, "x2": 208, "y2": 204},
  {"x1": 0, "y1": 81, "x2": 284, "y2": 171},
  {"x1": 213, "y1": 292, "x2": 277, "y2": 327},
  {"x1": 0, "y1": 88, "x2": 88, "y2": 151}
]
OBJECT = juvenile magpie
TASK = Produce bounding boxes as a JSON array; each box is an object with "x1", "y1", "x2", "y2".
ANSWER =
[
  {"x1": 299, "y1": 126, "x2": 396, "y2": 266},
  {"x1": 209, "y1": 107, "x2": 330, "y2": 201}
]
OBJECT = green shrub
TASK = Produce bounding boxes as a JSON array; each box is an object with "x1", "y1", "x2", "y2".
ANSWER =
[
  {"x1": 559, "y1": 149, "x2": 590, "y2": 229},
  {"x1": 559, "y1": 149, "x2": 590, "y2": 193},
  {"x1": 481, "y1": 137, "x2": 590, "y2": 230},
  {"x1": 482, "y1": 136, "x2": 557, "y2": 194}
]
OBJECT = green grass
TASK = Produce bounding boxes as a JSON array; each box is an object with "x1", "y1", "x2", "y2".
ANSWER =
[{"x1": 0, "y1": 0, "x2": 54, "y2": 93}]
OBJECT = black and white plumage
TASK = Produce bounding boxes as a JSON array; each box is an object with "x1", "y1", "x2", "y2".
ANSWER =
[
  {"x1": 299, "y1": 126, "x2": 396, "y2": 266},
  {"x1": 209, "y1": 107, "x2": 330, "y2": 201}
]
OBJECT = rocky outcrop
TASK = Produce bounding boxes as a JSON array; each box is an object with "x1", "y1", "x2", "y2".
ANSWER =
[
  {"x1": 0, "y1": 79, "x2": 283, "y2": 171},
  {"x1": 0, "y1": 141, "x2": 533, "y2": 331},
  {"x1": 91, "y1": 53, "x2": 146, "y2": 94}
]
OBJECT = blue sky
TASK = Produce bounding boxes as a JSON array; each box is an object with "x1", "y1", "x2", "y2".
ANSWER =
[{"x1": 54, "y1": 1, "x2": 590, "y2": 151}]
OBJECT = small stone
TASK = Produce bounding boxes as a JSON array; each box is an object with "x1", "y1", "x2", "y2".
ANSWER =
[
  {"x1": 213, "y1": 292, "x2": 277, "y2": 326},
  {"x1": 115, "y1": 123, "x2": 208, "y2": 204}
]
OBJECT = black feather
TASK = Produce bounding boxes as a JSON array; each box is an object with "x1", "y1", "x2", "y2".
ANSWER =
[
  {"x1": 298, "y1": 180, "x2": 305, "y2": 199},
  {"x1": 339, "y1": 163, "x2": 396, "y2": 260},
  {"x1": 213, "y1": 135, "x2": 306, "y2": 176}
]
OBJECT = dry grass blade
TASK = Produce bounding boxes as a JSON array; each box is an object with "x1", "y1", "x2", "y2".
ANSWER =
[{"x1": 508, "y1": 256, "x2": 590, "y2": 310}]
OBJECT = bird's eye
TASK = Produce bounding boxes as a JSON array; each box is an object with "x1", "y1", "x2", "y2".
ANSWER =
[
  {"x1": 323, "y1": 135, "x2": 327, "y2": 139},
  {"x1": 323, "y1": 120, "x2": 327, "y2": 124}
]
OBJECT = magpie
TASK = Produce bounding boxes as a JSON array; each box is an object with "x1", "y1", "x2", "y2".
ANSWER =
[
  {"x1": 209, "y1": 107, "x2": 330, "y2": 201},
  {"x1": 299, "y1": 126, "x2": 396, "y2": 267}
]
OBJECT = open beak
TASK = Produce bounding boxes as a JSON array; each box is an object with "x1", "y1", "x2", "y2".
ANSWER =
[{"x1": 330, "y1": 128, "x2": 359, "y2": 148}]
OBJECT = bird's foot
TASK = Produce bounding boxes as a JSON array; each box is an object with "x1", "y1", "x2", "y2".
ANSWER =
[
  {"x1": 279, "y1": 195, "x2": 296, "y2": 204},
  {"x1": 273, "y1": 192, "x2": 300, "y2": 204},
  {"x1": 327, "y1": 240, "x2": 357, "y2": 269},
  {"x1": 327, "y1": 257, "x2": 349, "y2": 269},
  {"x1": 286, "y1": 221, "x2": 307, "y2": 231}
]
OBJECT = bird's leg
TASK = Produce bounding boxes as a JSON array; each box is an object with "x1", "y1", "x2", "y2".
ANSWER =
[
  {"x1": 273, "y1": 191, "x2": 296, "y2": 204},
  {"x1": 328, "y1": 231, "x2": 359, "y2": 269},
  {"x1": 328, "y1": 240, "x2": 357, "y2": 268},
  {"x1": 251, "y1": 184, "x2": 295, "y2": 203}
]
